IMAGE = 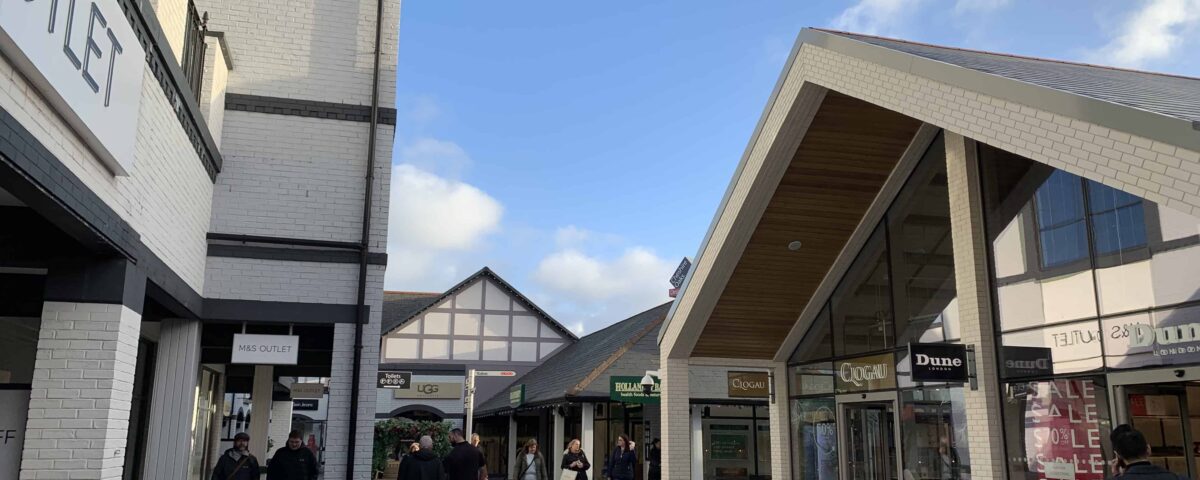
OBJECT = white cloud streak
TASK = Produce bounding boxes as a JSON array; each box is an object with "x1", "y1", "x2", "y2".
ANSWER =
[
  {"x1": 1089, "y1": 0, "x2": 1200, "y2": 68},
  {"x1": 830, "y1": 0, "x2": 922, "y2": 36},
  {"x1": 532, "y1": 246, "x2": 673, "y2": 334}
]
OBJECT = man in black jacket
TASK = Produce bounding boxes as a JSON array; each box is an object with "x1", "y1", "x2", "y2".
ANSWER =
[
  {"x1": 268, "y1": 430, "x2": 319, "y2": 479},
  {"x1": 444, "y1": 428, "x2": 487, "y2": 480},
  {"x1": 1111, "y1": 425, "x2": 1188, "y2": 480},
  {"x1": 211, "y1": 432, "x2": 261, "y2": 480},
  {"x1": 399, "y1": 436, "x2": 445, "y2": 480}
]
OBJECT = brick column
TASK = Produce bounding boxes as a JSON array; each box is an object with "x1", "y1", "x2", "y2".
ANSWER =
[
  {"x1": 140, "y1": 318, "x2": 202, "y2": 479},
  {"x1": 324, "y1": 266, "x2": 383, "y2": 480},
  {"x1": 249, "y1": 365, "x2": 274, "y2": 460},
  {"x1": 21, "y1": 259, "x2": 145, "y2": 480},
  {"x1": 581, "y1": 403, "x2": 595, "y2": 467},
  {"x1": 945, "y1": 132, "x2": 1006, "y2": 480},
  {"x1": 767, "y1": 362, "x2": 792, "y2": 480},
  {"x1": 659, "y1": 357, "x2": 690, "y2": 480}
]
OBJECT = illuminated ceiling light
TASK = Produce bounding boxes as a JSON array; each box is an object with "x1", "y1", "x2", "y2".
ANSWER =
[{"x1": 787, "y1": 240, "x2": 803, "y2": 251}]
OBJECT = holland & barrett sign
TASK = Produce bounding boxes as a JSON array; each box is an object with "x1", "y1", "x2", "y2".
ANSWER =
[{"x1": 610, "y1": 376, "x2": 660, "y2": 404}]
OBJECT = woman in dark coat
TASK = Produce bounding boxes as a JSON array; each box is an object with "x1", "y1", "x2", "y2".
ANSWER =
[
  {"x1": 647, "y1": 438, "x2": 661, "y2": 480},
  {"x1": 561, "y1": 439, "x2": 591, "y2": 480},
  {"x1": 603, "y1": 434, "x2": 637, "y2": 480}
]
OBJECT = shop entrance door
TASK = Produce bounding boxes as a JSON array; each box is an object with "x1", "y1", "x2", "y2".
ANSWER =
[
  {"x1": 1111, "y1": 368, "x2": 1200, "y2": 479},
  {"x1": 838, "y1": 393, "x2": 900, "y2": 480}
]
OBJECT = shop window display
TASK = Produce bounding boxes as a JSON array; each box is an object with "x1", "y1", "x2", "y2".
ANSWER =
[
  {"x1": 1002, "y1": 378, "x2": 1111, "y2": 480},
  {"x1": 792, "y1": 398, "x2": 838, "y2": 480},
  {"x1": 901, "y1": 388, "x2": 971, "y2": 480}
]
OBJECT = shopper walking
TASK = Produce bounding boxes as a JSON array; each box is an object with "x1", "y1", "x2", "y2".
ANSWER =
[
  {"x1": 560, "y1": 439, "x2": 591, "y2": 480},
  {"x1": 211, "y1": 432, "x2": 261, "y2": 480},
  {"x1": 647, "y1": 438, "x2": 661, "y2": 480},
  {"x1": 513, "y1": 439, "x2": 548, "y2": 480},
  {"x1": 267, "y1": 430, "x2": 319, "y2": 480},
  {"x1": 602, "y1": 435, "x2": 636, "y2": 480},
  {"x1": 445, "y1": 428, "x2": 488, "y2": 480},
  {"x1": 398, "y1": 436, "x2": 444, "y2": 480},
  {"x1": 1109, "y1": 425, "x2": 1187, "y2": 480},
  {"x1": 471, "y1": 432, "x2": 488, "y2": 475}
]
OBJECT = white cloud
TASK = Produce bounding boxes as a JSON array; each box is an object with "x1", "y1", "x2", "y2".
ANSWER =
[
  {"x1": 953, "y1": 0, "x2": 1010, "y2": 14},
  {"x1": 1088, "y1": 0, "x2": 1200, "y2": 68},
  {"x1": 386, "y1": 164, "x2": 502, "y2": 289},
  {"x1": 407, "y1": 95, "x2": 442, "y2": 125},
  {"x1": 554, "y1": 225, "x2": 592, "y2": 247},
  {"x1": 532, "y1": 246, "x2": 674, "y2": 334},
  {"x1": 399, "y1": 137, "x2": 473, "y2": 179},
  {"x1": 830, "y1": 0, "x2": 922, "y2": 36}
]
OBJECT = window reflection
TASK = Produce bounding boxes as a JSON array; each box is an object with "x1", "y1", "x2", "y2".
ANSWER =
[
  {"x1": 792, "y1": 398, "x2": 838, "y2": 480},
  {"x1": 901, "y1": 388, "x2": 971, "y2": 480},
  {"x1": 832, "y1": 226, "x2": 893, "y2": 356},
  {"x1": 1034, "y1": 170, "x2": 1089, "y2": 269},
  {"x1": 792, "y1": 306, "x2": 832, "y2": 363}
]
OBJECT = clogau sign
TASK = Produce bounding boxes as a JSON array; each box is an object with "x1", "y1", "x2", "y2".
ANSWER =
[
  {"x1": 0, "y1": 0, "x2": 146, "y2": 175},
  {"x1": 834, "y1": 353, "x2": 896, "y2": 393},
  {"x1": 727, "y1": 372, "x2": 769, "y2": 398}
]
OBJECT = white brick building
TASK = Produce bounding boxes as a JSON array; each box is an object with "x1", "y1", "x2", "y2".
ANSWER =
[
  {"x1": 660, "y1": 29, "x2": 1200, "y2": 480},
  {"x1": 0, "y1": 0, "x2": 397, "y2": 478}
]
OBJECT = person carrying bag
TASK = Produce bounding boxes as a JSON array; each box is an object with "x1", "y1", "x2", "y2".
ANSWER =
[
  {"x1": 561, "y1": 439, "x2": 591, "y2": 480},
  {"x1": 514, "y1": 439, "x2": 548, "y2": 480}
]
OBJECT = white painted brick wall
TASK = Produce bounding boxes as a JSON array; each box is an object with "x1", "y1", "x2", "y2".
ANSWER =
[
  {"x1": 659, "y1": 357, "x2": 690, "y2": 480},
  {"x1": 193, "y1": 0, "x2": 399, "y2": 106},
  {"x1": 21, "y1": 302, "x2": 142, "y2": 480},
  {"x1": 0, "y1": 57, "x2": 214, "y2": 292},
  {"x1": 203, "y1": 257, "x2": 361, "y2": 303},
  {"x1": 211, "y1": 111, "x2": 392, "y2": 249},
  {"x1": 324, "y1": 265, "x2": 384, "y2": 480},
  {"x1": 267, "y1": 400, "x2": 293, "y2": 462},
  {"x1": 148, "y1": 0, "x2": 190, "y2": 63},
  {"x1": 199, "y1": 36, "x2": 229, "y2": 148}
]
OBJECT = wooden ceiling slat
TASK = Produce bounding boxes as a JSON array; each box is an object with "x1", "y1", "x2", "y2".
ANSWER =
[{"x1": 692, "y1": 91, "x2": 921, "y2": 360}]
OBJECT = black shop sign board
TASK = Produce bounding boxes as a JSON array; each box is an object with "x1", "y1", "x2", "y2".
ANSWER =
[{"x1": 909, "y1": 343, "x2": 968, "y2": 383}]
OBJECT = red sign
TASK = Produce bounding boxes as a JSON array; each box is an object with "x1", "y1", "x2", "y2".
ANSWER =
[
  {"x1": 1017, "y1": 379, "x2": 1105, "y2": 480},
  {"x1": 1129, "y1": 394, "x2": 1147, "y2": 416},
  {"x1": 668, "y1": 288, "x2": 679, "y2": 298}
]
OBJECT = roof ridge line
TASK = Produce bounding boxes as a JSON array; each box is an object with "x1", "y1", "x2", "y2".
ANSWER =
[
  {"x1": 810, "y1": 28, "x2": 1200, "y2": 82},
  {"x1": 565, "y1": 311, "x2": 666, "y2": 396}
]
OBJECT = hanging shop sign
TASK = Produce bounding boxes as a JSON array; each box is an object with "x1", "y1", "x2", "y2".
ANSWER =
[
  {"x1": 908, "y1": 343, "x2": 968, "y2": 382},
  {"x1": 0, "y1": 0, "x2": 146, "y2": 175},
  {"x1": 509, "y1": 384, "x2": 525, "y2": 407},
  {"x1": 0, "y1": 388, "x2": 30, "y2": 478},
  {"x1": 231, "y1": 334, "x2": 299, "y2": 365},
  {"x1": 377, "y1": 371, "x2": 412, "y2": 389},
  {"x1": 610, "y1": 375, "x2": 660, "y2": 404},
  {"x1": 290, "y1": 383, "x2": 324, "y2": 399},
  {"x1": 669, "y1": 258, "x2": 692, "y2": 289},
  {"x1": 1001, "y1": 346, "x2": 1054, "y2": 378},
  {"x1": 292, "y1": 399, "x2": 319, "y2": 411},
  {"x1": 393, "y1": 382, "x2": 462, "y2": 400},
  {"x1": 727, "y1": 371, "x2": 769, "y2": 398},
  {"x1": 834, "y1": 353, "x2": 896, "y2": 393}
]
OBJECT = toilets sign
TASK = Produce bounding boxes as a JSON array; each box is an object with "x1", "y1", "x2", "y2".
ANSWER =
[{"x1": 231, "y1": 334, "x2": 299, "y2": 365}]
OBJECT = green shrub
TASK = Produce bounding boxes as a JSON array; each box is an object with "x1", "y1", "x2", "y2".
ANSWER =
[{"x1": 372, "y1": 418, "x2": 454, "y2": 474}]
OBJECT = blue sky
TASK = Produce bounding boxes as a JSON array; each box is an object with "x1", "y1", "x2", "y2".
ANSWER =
[{"x1": 385, "y1": 0, "x2": 1200, "y2": 335}]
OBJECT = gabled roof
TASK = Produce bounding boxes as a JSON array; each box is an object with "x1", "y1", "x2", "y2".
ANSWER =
[
  {"x1": 476, "y1": 302, "x2": 670, "y2": 415},
  {"x1": 380, "y1": 267, "x2": 578, "y2": 341},
  {"x1": 817, "y1": 29, "x2": 1200, "y2": 124}
]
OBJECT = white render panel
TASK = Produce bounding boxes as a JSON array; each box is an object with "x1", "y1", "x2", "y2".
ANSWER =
[
  {"x1": 511, "y1": 341, "x2": 536, "y2": 362},
  {"x1": 483, "y1": 315, "x2": 509, "y2": 337},
  {"x1": 1152, "y1": 247, "x2": 1200, "y2": 305},
  {"x1": 454, "y1": 313, "x2": 481, "y2": 336},
  {"x1": 422, "y1": 340, "x2": 449, "y2": 360},
  {"x1": 399, "y1": 319, "x2": 421, "y2": 335},
  {"x1": 512, "y1": 316, "x2": 538, "y2": 338},
  {"x1": 452, "y1": 340, "x2": 480, "y2": 360},
  {"x1": 1095, "y1": 261, "x2": 1154, "y2": 315},
  {"x1": 455, "y1": 282, "x2": 483, "y2": 309},
  {"x1": 484, "y1": 281, "x2": 510, "y2": 311},
  {"x1": 385, "y1": 338, "x2": 418, "y2": 360},
  {"x1": 424, "y1": 313, "x2": 450, "y2": 335},
  {"x1": 0, "y1": 56, "x2": 214, "y2": 292},
  {"x1": 996, "y1": 280, "x2": 1045, "y2": 331},
  {"x1": 203, "y1": 257, "x2": 359, "y2": 303},
  {"x1": 538, "y1": 342, "x2": 562, "y2": 359},
  {"x1": 538, "y1": 322, "x2": 561, "y2": 339},
  {"x1": 481, "y1": 341, "x2": 507, "y2": 361},
  {"x1": 1040, "y1": 270, "x2": 1098, "y2": 322}
]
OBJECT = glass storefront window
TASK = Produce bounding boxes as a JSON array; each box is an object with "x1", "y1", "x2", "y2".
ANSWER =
[
  {"x1": 701, "y1": 405, "x2": 769, "y2": 480},
  {"x1": 791, "y1": 363, "x2": 835, "y2": 396},
  {"x1": 1003, "y1": 378, "x2": 1111, "y2": 480},
  {"x1": 793, "y1": 306, "x2": 833, "y2": 363},
  {"x1": 901, "y1": 387, "x2": 971, "y2": 480},
  {"x1": 1001, "y1": 320, "x2": 1104, "y2": 374},
  {"x1": 888, "y1": 134, "x2": 956, "y2": 345},
  {"x1": 833, "y1": 225, "x2": 894, "y2": 356},
  {"x1": 792, "y1": 397, "x2": 838, "y2": 480}
]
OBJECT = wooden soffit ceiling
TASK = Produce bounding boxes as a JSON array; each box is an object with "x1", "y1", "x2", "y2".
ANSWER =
[{"x1": 691, "y1": 91, "x2": 921, "y2": 359}]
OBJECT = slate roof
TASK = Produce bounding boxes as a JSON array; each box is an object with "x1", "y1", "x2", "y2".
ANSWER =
[
  {"x1": 380, "y1": 267, "x2": 579, "y2": 341},
  {"x1": 475, "y1": 302, "x2": 671, "y2": 415},
  {"x1": 819, "y1": 29, "x2": 1200, "y2": 124},
  {"x1": 380, "y1": 291, "x2": 441, "y2": 334}
]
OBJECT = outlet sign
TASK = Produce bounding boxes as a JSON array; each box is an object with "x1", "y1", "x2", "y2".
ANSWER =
[
  {"x1": 231, "y1": 334, "x2": 299, "y2": 365},
  {"x1": 0, "y1": 0, "x2": 146, "y2": 175}
]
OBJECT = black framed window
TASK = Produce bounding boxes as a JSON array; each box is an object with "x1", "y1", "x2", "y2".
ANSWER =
[
  {"x1": 1033, "y1": 170, "x2": 1089, "y2": 269},
  {"x1": 832, "y1": 225, "x2": 893, "y2": 356},
  {"x1": 1086, "y1": 181, "x2": 1147, "y2": 256}
]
